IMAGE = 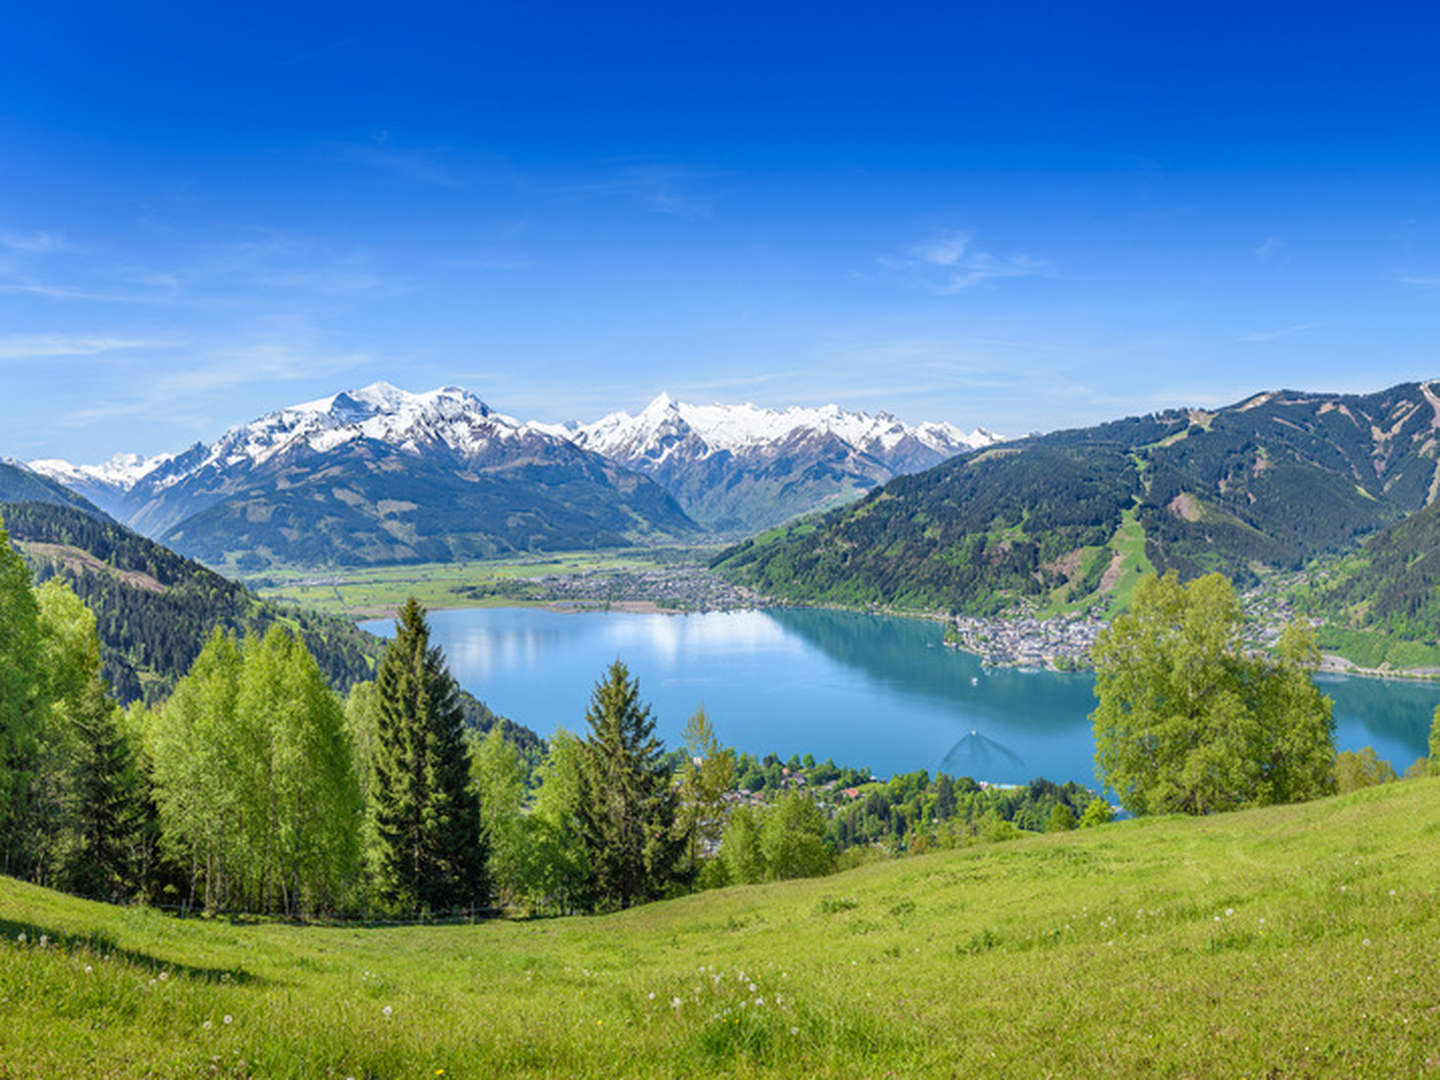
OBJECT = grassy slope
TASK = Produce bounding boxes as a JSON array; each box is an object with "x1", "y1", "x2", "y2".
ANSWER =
[
  {"x1": 245, "y1": 547, "x2": 720, "y2": 618},
  {"x1": 6, "y1": 780, "x2": 1440, "y2": 1078}
]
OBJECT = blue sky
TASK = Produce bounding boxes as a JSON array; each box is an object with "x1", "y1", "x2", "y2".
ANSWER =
[{"x1": 4, "y1": 0, "x2": 1440, "y2": 461}]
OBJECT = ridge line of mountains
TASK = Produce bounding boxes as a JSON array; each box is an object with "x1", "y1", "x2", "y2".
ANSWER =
[{"x1": 23, "y1": 383, "x2": 1000, "y2": 567}]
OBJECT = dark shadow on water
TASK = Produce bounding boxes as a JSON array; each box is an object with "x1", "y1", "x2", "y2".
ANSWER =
[
  {"x1": 0, "y1": 916, "x2": 258, "y2": 985},
  {"x1": 940, "y1": 730, "x2": 1027, "y2": 777}
]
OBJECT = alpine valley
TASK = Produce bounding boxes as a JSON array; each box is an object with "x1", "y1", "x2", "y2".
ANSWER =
[{"x1": 29, "y1": 383, "x2": 1000, "y2": 569}]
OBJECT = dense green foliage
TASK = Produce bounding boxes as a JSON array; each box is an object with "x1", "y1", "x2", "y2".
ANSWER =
[
  {"x1": 717, "y1": 382, "x2": 1440, "y2": 613},
  {"x1": 372, "y1": 600, "x2": 487, "y2": 913},
  {"x1": 0, "y1": 513, "x2": 45, "y2": 869},
  {"x1": 1296, "y1": 501, "x2": 1440, "y2": 643},
  {"x1": 1092, "y1": 572, "x2": 1336, "y2": 814},
  {"x1": 148, "y1": 628, "x2": 363, "y2": 914},
  {"x1": 5, "y1": 501, "x2": 374, "y2": 702}
]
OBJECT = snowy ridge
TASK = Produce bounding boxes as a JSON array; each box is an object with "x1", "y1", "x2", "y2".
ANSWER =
[
  {"x1": 572, "y1": 393, "x2": 1002, "y2": 465},
  {"x1": 32, "y1": 382, "x2": 567, "y2": 495},
  {"x1": 29, "y1": 451, "x2": 177, "y2": 493}
]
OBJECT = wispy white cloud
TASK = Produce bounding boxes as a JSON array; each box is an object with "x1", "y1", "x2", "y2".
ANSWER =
[
  {"x1": 61, "y1": 342, "x2": 366, "y2": 427},
  {"x1": 880, "y1": 228, "x2": 1049, "y2": 292},
  {"x1": 1255, "y1": 236, "x2": 1285, "y2": 261},
  {"x1": 0, "y1": 334, "x2": 176, "y2": 361},
  {"x1": 1399, "y1": 273, "x2": 1440, "y2": 288},
  {"x1": 339, "y1": 133, "x2": 464, "y2": 188},
  {"x1": 557, "y1": 163, "x2": 716, "y2": 217},
  {"x1": 0, "y1": 279, "x2": 179, "y2": 304},
  {"x1": 1237, "y1": 323, "x2": 1315, "y2": 344},
  {"x1": 0, "y1": 230, "x2": 64, "y2": 254}
]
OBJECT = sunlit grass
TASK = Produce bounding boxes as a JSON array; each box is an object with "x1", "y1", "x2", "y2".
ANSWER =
[{"x1": 6, "y1": 779, "x2": 1440, "y2": 1076}]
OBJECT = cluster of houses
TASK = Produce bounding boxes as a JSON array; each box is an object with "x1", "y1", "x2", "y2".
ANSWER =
[
  {"x1": 944, "y1": 611, "x2": 1106, "y2": 670},
  {"x1": 539, "y1": 566, "x2": 762, "y2": 611}
]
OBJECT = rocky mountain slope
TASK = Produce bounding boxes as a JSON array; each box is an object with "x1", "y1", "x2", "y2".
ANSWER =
[
  {"x1": 716, "y1": 380, "x2": 1440, "y2": 614},
  {"x1": 562, "y1": 393, "x2": 1001, "y2": 532},
  {"x1": 32, "y1": 383, "x2": 698, "y2": 569}
]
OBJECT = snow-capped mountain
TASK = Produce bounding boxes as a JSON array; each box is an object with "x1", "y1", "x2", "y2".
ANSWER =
[
  {"x1": 564, "y1": 394, "x2": 1003, "y2": 532},
  {"x1": 30, "y1": 383, "x2": 698, "y2": 568},
  {"x1": 29, "y1": 383, "x2": 1002, "y2": 563}
]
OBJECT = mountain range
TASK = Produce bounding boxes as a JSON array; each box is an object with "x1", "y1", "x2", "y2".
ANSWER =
[
  {"x1": 29, "y1": 384, "x2": 997, "y2": 567},
  {"x1": 716, "y1": 380, "x2": 1440, "y2": 616},
  {"x1": 559, "y1": 393, "x2": 998, "y2": 532}
]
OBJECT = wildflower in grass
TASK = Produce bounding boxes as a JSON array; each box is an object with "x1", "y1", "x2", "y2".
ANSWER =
[
  {"x1": 1226, "y1": 908, "x2": 1234, "y2": 916},
  {"x1": 648, "y1": 992, "x2": 655, "y2": 1000},
  {"x1": 16, "y1": 932, "x2": 24, "y2": 943},
  {"x1": 38, "y1": 935, "x2": 48, "y2": 947},
  {"x1": 671, "y1": 997, "x2": 682, "y2": 1009},
  {"x1": 203, "y1": 1021, "x2": 212, "y2": 1030},
  {"x1": 223, "y1": 1015, "x2": 232, "y2": 1025},
  {"x1": 84, "y1": 965, "x2": 92, "y2": 974},
  {"x1": 791, "y1": 1026, "x2": 800, "y2": 1035},
  {"x1": 383, "y1": 1005, "x2": 393, "y2": 1018}
]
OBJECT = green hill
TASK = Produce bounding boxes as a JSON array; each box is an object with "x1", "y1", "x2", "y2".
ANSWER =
[
  {"x1": 4, "y1": 778, "x2": 1439, "y2": 1077},
  {"x1": 2, "y1": 500, "x2": 375, "y2": 704},
  {"x1": 1299, "y1": 500, "x2": 1440, "y2": 645},
  {"x1": 716, "y1": 382, "x2": 1440, "y2": 614}
]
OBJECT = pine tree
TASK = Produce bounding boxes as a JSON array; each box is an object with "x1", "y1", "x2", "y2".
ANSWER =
[
  {"x1": 574, "y1": 660, "x2": 686, "y2": 910},
  {"x1": 372, "y1": 599, "x2": 486, "y2": 913},
  {"x1": 67, "y1": 682, "x2": 143, "y2": 900}
]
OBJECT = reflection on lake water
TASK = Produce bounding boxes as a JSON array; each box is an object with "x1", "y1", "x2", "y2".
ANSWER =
[{"x1": 361, "y1": 606, "x2": 1440, "y2": 788}]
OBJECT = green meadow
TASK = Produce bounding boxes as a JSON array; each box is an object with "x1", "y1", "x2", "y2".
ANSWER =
[
  {"x1": 243, "y1": 547, "x2": 718, "y2": 618},
  {"x1": 6, "y1": 777, "x2": 1440, "y2": 1078}
]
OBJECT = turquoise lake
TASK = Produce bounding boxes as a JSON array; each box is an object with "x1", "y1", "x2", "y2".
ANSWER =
[{"x1": 360, "y1": 606, "x2": 1440, "y2": 788}]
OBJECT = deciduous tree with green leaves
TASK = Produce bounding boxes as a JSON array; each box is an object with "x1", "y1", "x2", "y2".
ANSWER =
[
  {"x1": 0, "y1": 511, "x2": 45, "y2": 873},
  {"x1": 1091, "y1": 571, "x2": 1335, "y2": 816},
  {"x1": 677, "y1": 706, "x2": 735, "y2": 884}
]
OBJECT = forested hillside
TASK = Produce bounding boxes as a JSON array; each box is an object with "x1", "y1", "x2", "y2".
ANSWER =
[
  {"x1": 3, "y1": 501, "x2": 375, "y2": 702},
  {"x1": 1297, "y1": 501, "x2": 1440, "y2": 642},
  {"x1": 717, "y1": 382, "x2": 1440, "y2": 614}
]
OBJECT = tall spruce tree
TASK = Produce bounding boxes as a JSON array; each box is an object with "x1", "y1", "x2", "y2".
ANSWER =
[
  {"x1": 575, "y1": 660, "x2": 686, "y2": 910},
  {"x1": 66, "y1": 681, "x2": 143, "y2": 900},
  {"x1": 372, "y1": 599, "x2": 486, "y2": 912}
]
